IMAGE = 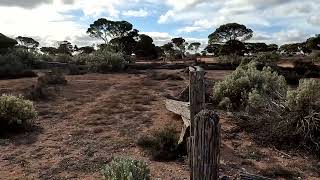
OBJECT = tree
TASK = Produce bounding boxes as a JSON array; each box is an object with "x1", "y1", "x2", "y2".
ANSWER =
[
  {"x1": 77, "y1": 46, "x2": 95, "y2": 54},
  {"x1": 268, "y1": 44, "x2": 279, "y2": 51},
  {"x1": 87, "y1": 18, "x2": 115, "y2": 45},
  {"x1": 208, "y1": 23, "x2": 253, "y2": 44},
  {"x1": 306, "y1": 34, "x2": 320, "y2": 50},
  {"x1": 87, "y1": 18, "x2": 135, "y2": 45},
  {"x1": 279, "y1": 43, "x2": 310, "y2": 55},
  {"x1": 0, "y1": 33, "x2": 17, "y2": 49},
  {"x1": 188, "y1": 42, "x2": 201, "y2": 54},
  {"x1": 134, "y1": 34, "x2": 158, "y2": 59},
  {"x1": 57, "y1": 41, "x2": 73, "y2": 55},
  {"x1": 109, "y1": 29, "x2": 139, "y2": 55},
  {"x1": 161, "y1": 43, "x2": 174, "y2": 59},
  {"x1": 220, "y1": 40, "x2": 246, "y2": 56},
  {"x1": 205, "y1": 44, "x2": 223, "y2": 56},
  {"x1": 40, "y1": 47, "x2": 58, "y2": 55},
  {"x1": 171, "y1": 37, "x2": 188, "y2": 58},
  {"x1": 16, "y1": 36, "x2": 39, "y2": 50},
  {"x1": 244, "y1": 43, "x2": 269, "y2": 54}
]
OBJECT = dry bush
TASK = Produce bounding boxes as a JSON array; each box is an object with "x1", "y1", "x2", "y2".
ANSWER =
[
  {"x1": 25, "y1": 70, "x2": 66, "y2": 100},
  {"x1": 101, "y1": 157, "x2": 150, "y2": 180},
  {"x1": 38, "y1": 70, "x2": 67, "y2": 86},
  {"x1": 216, "y1": 54, "x2": 242, "y2": 65},
  {"x1": 0, "y1": 94, "x2": 37, "y2": 133},
  {"x1": 276, "y1": 79, "x2": 320, "y2": 149},
  {"x1": 137, "y1": 127, "x2": 186, "y2": 161}
]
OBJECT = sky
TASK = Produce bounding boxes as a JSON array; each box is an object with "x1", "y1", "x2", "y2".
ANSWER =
[{"x1": 0, "y1": 0, "x2": 319, "y2": 48}]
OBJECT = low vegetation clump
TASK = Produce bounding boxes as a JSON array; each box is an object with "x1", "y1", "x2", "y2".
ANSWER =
[
  {"x1": 38, "y1": 70, "x2": 67, "y2": 86},
  {"x1": 0, "y1": 94, "x2": 37, "y2": 133},
  {"x1": 25, "y1": 70, "x2": 67, "y2": 100},
  {"x1": 137, "y1": 127, "x2": 185, "y2": 161},
  {"x1": 252, "y1": 52, "x2": 280, "y2": 65},
  {"x1": 88, "y1": 48, "x2": 128, "y2": 73},
  {"x1": 216, "y1": 54, "x2": 242, "y2": 65},
  {"x1": 101, "y1": 157, "x2": 150, "y2": 180},
  {"x1": 277, "y1": 79, "x2": 320, "y2": 149},
  {"x1": 214, "y1": 61, "x2": 320, "y2": 153},
  {"x1": 213, "y1": 61, "x2": 287, "y2": 111},
  {"x1": 0, "y1": 50, "x2": 37, "y2": 79}
]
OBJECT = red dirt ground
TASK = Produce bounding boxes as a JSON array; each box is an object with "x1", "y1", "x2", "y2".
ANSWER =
[{"x1": 0, "y1": 69, "x2": 319, "y2": 180}]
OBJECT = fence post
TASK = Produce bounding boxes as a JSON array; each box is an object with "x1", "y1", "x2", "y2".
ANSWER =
[
  {"x1": 193, "y1": 110, "x2": 220, "y2": 180},
  {"x1": 189, "y1": 66, "x2": 205, "y2": 179}
]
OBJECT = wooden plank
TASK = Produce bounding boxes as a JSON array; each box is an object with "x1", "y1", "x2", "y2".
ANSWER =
[{"x1": 165, "y1": 99, "x2": 190, "y2": 120}]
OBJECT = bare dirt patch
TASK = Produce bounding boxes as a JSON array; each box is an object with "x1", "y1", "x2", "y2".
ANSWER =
[{"x1": 0, "y1": 70, "x2": 319, "y2": 179}]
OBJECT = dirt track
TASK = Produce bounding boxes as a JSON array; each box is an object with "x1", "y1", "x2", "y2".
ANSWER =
[{"x1": 0, "y1": 70, "x2": 319, "y2": 180}]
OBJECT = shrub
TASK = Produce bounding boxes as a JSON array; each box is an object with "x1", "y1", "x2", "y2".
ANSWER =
[
  {"x1": 137, "y1": 127, "x2": 185, "y2": 161},
  {"x1": 38, "y1": 70, "x2": 67, "y2": 86},
  {"x1": 253, "y1": 52, "x2": 280, "y2": 65},
  {"x1": 276, "y1": 79, "x2": 320, "y2": 148},
  {"x1": 67, "y1": 64, "x2": 87, "y2": 75},
  {"x1": 54, "y1": 54, "x2": 74, "y2": 63},
  {"x1": 213, "y1": 62, "x2": 287, "y2": 110},
  {"x1": 88, "y1": 49, "x2": 128, "y2": 73},
  {"x1": 0, "y1": 53, "x2": 37, "y2": 79},
  {"x1": 101, "y1": 157, "x2": 150, "y2": 180},
  {"x1": 0, "y1": 94, "x2": 37, "y2": 132},
  {"x1": 216, "y1": 54, "x2": 242, "y2": 65}
]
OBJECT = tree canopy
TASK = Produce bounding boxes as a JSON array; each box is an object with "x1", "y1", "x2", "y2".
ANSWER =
[
  {"x1": 16, "y1": 36, "x2": 39, "y2": 49},
  {"x1": 87, "y1": 18, "x2": 135, "y2": 45},
  {"x1": 0, "y1": 33, "x2": 18, "y2": 49},
  {"x1": 134, "y1": 34, "x2": 158, "y2": 59},
  {"x1": 188, "y1": 42, "x2": 201, "y2": 54},
  {"x1": 306, "y1": 34, "x2": 320, "y2": 50},
  {"x1": 208, "y1": 23, "x2": 253, "y2": 44}
]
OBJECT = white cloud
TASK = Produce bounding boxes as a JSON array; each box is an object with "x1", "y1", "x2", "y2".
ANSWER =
[{"x1": 122, "y1": 9, "x2": 149, "y2": 17}]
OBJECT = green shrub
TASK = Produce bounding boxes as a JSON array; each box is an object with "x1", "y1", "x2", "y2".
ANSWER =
[
  {"x1": 88, "y1": 49, "x2": 128, "y2": 73},
  {"x1": 137, "y1": 127, "x2": 185, "y2": 161},
  {"x1": 0, "y1": 94, "x2": 37, "y2": 132},
  {"x1": 101, "y1": 157, "x2": 150, "y2": 180},
  {"x1": 213, "y1": 62, "x2": 287, "y2": 110}
]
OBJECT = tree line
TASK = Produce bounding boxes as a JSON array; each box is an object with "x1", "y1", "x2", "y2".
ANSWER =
[{"x1": 1, "y1": 19, "x2": 319, "y2": 59}]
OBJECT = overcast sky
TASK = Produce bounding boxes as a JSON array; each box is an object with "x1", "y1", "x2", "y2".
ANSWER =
[{"x1": 0, "y1": 0, "x2": 319, "y2": 47}]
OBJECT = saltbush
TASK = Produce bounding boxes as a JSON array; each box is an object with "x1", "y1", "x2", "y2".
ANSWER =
[
  {"x1": 0, "y1": 94, "x2": 37, "y2": 132},
  {"x1": 101, "y1": 157, "x2": 150, "y2": 180},
  {"x1": 213, "y1": 62, "x2": 287, "y2": 110},
  {"x1": 278, "y1": 79, "x2": 320, "y2": 148}
]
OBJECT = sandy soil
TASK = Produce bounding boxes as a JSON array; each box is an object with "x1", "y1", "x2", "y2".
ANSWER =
[{"x1": 0, "y1": 69, "x2": 319, "y2": 180}]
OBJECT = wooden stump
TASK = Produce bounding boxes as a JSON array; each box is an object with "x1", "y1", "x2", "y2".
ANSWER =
[
  {"x1": 189, "y1": 66, "x2": 205, "y2": 178},
  {"x1": 192, "y1": 110, "x2": 220, "y2": 180}
]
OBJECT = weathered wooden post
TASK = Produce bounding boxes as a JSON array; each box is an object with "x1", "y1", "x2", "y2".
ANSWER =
[
  {"x1": 189, "y1": 66, "x2": 205, "y2": 179},
  {"x1": 193, "y1": 110, "x2": 220, "y2": 180}
]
